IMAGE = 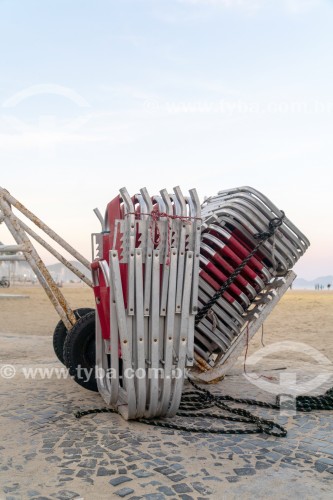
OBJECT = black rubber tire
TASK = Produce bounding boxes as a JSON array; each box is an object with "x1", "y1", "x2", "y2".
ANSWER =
[
  {"x1": 63, "y1": 310, "x2": 98, "y2": 392},
  {"x1": 53, "y1": 308, "x2": 94, "y2": 365}
]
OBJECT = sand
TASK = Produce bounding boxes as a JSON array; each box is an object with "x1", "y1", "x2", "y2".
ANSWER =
[
  {"x1": 1, "y1": 285, "x2": 332, "y2": 368},
  {"x1": 0, "y1": 284, "x2": 96, "y2": 336},
  {"x1": 248, "y1": 289, "x2": 333, "y2": 362}
]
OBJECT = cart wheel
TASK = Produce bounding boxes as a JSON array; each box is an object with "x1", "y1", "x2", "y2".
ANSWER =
[
  {"x1": 63, "y1": 310, "x2": 98, "y2": 392},
  {"x1": 53, "y1": 308, "x2": 94, "y2": 365}
]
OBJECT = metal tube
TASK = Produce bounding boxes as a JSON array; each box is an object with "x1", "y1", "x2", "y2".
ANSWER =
[
  {"x1": 0, "y1": 244, "x2": 27, "y2": 252},
  {"x1": 0, "y1": 196, "x2": 76, "y2": 329},
  {"x1": 0, "y1": 187, "x2": 91, "y2": 269},
  {"x1": 93, "y1": 207, "x2": 105, "y2": 231},
  {"x1": 0, "y1": 255, "x2": 26, "y2": 261},
  {"x1": 17, "y1": 218, "x2": 92, "y2": 287}
]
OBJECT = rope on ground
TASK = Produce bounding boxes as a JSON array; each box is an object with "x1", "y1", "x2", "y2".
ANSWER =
[{"x1": 74, "y1": 379, "x2": 333, "y2": 438}]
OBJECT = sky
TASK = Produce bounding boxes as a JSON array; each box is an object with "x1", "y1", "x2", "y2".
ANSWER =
[{"x1": 0, "y1": 0, "x2": 332, "y2": 279}]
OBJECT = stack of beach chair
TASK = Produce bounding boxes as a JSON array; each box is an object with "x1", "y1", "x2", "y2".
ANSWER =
[
  {"x1": 194, "y1": 186, "x2": 310, "y2": 374},
  {"x1": 92, "y1": 186, "x2": 201, "y2": 419},
  {"x1": 92, "y1": 185, "x2": 310, "y2": 417}
]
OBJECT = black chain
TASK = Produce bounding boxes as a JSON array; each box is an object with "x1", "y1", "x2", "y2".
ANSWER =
[{"x1": 195, "y1": 212, "x2": 285, "y2": 325}]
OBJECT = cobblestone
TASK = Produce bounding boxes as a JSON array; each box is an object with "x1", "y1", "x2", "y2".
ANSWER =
[{"x1": 1, "y1": 333, "x2": 333, "y2": 499}]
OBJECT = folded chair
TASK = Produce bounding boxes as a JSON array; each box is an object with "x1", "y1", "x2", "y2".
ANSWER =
[
  {"x1": 92, "y1": 186, "x2": 201, "y2": 419},
  {"x1": 192, "y1": 186, "x2": 310, "y2": 381}
]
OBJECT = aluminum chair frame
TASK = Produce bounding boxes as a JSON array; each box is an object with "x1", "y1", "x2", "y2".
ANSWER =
[
  {"x1": 217, "y1": 193, "x2": 306, "y2": 257},
  {"x1": 205, "y1": 206, "x2": 290, "y2": 272},
  {"x1": 209, "y1": 201, "x2": 297, "y2": 269},
  {"x1": 93, "y1": 186, "x2": 201, "y2": 420},
  {"x1": 193, "y1": 186, "x2": 309, "y2": 380},
  {"x1": 219, "y1": 187, "x2": 309, "y2": 243},
  {"x1": 202, "y1": 222, "x2": 273, "y2": 281}
]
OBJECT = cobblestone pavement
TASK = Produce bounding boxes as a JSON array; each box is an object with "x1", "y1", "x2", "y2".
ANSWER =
[{"x1": 1, "y1": 333, "x2": 333, "y2": 500}]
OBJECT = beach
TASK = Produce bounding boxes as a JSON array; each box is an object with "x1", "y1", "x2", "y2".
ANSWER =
[
  {"x1": 2, "y1": 286, "x2": 333, "y2": 361},
  {"x1": 1, "y1": 286, "x2": 333, "y2": 499}
]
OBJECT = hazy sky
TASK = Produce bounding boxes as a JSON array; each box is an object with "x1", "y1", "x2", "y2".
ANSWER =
[{"x1": 0, "y1": 0, "x2": 332, "y2": 279}]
